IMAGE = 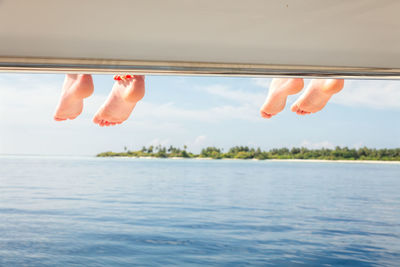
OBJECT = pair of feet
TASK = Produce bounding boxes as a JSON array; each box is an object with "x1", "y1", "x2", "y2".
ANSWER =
[
  {"x1": 260, "y1": 78, "x2": 344, "y2": 118},
  {"x1": 53, "y1": 74, "x2": 145, "y2": 126},
  {"x1": 54, "y1": 75, "x2": 343, "y2": 125}
]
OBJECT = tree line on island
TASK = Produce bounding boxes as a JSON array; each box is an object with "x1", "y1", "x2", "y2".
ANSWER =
[{"x1": 97, "y1": 145, "x2": 400, "y2": 161}]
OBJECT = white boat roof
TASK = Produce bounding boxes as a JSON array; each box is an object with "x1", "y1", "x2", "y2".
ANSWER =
[{"x1": 1, "y1": 0, "x2": 399, "y2": 78}]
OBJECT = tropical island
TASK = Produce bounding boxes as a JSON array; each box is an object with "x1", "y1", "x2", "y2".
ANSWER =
[{"x1": 97, "y1": 146, "x2": 400, "y2": 161}]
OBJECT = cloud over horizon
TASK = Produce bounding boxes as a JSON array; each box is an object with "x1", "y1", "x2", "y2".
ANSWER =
[
  {"x1": 1, "y1": 74, "x2": 399, "y2": 155},
  {"x1": 331, "y1": 79, "x2": 400, "y2": 110}
]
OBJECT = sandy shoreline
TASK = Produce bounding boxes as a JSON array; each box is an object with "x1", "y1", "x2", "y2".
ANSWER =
[
  {"x1": 109, "y1": 156, "x2": 400, "y2": 164},
  {"x1": 267, "y1": 159, "x2": 400, "y2": 165}
]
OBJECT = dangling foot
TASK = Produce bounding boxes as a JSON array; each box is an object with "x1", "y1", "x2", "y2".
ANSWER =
[
  {"x1": 260, "y1": 78, "x2": 304, "y2": 118},
  {"x1": 53, "y1": 74, "x2": 94, "y2": 121},
  {"x1": 291, "y1": 79, "x2": 344, "y2": 115},
  {"x1": 93, "y1": 75, "x2": 145, "y2": 127}
]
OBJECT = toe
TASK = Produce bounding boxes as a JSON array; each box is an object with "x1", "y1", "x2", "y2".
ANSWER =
[
  {"x1": 260, "y1": 111, "x2": 272, "y2": 119},
  {"x1": 291, "y1": 103, "x2": 299, "y2": 112},
  {"x1": 93, "y1": 115, "x2": 101, "y2": 124},
  {"x1": 54, "y1": 117, "x2": 66, "y2": 121}
]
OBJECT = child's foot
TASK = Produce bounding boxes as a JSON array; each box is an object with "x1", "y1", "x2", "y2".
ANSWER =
[
  {"x1": 260, "y1": 78, "x2": 304, "y2": 118},
  {"x1": 53, "y1": 74, "x2": 94, "y2": 121},
  {"x1": 93, "y1": 75, "x2": 145, "y2": 127},
  {"x1": 291, "y1": 79, "x2": 344, "y2": 115}
]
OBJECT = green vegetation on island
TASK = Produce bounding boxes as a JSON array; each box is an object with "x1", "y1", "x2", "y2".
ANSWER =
[{"x1": 97, "y1": 146, "x2": 400, "y2": 161}]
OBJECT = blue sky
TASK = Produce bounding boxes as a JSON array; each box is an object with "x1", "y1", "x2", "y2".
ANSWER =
[{"x1": 0, "y1": 73, "x2": 399, "y2": 156}]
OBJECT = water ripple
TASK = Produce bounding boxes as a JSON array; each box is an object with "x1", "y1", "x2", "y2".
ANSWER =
[{"x1": 0, "y1": 156, "x2": 399, "y2": 266}]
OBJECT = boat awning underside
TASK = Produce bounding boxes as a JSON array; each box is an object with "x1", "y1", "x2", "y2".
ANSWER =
[{"x1": 1, "y1": 0, "x2": 400, "y2": 79}]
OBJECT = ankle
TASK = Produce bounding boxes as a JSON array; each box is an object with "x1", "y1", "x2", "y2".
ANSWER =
[
  {"x1": 322, "y1": 79, "x2": 344, "y2": 94},
  {"x1": 72, "y1": 75, "x2": 94, "y2": 99},
  {"x1": 123, "y1": 83, "x2": 145, "y2": 103}
]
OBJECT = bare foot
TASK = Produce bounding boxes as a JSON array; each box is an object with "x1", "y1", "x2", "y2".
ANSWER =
[
  {"x1": 93, "y1": 75, "x2": 145, "y2": 127},
  {"x1": 291, "y1": 79, "x2": 344, "y2": 115},
  {"x1": 53, "y1": 74, "x2": 94, "y2": 121},
  {"x1": 260, "y1": 78, "x2": 304, "y2": 118}
]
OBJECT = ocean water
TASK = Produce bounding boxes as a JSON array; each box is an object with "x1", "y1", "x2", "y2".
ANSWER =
[{"x1": 0, "y1": 156, "x2": 399, "y2": 267}]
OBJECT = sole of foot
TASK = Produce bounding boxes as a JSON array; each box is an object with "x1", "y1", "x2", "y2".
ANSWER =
[
  {"x1": 291, "y1": 79, "x2": 344, "y2": 115},
  {"x1": 53, "y1": 74, "x2": 94, "y2": 121},
  {"x1": 260, "y1": 78, "x2": 304, "y2": 118},
  {"x1": 93, "y1": 75, "x2": 145, "y2": 127}
]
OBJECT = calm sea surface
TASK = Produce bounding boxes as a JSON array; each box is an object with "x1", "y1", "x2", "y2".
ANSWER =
[{"x1": 0, "y1": 156, "x2": 399, "y2": 266}]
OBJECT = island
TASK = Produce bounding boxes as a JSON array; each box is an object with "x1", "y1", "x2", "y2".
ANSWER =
[{"x1": 97, "y1": 146, "x2": 400, "y2": 161}]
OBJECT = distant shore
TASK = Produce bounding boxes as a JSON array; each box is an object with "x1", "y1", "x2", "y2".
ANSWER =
[
  {"x1": 99, "y1": 155, "x2": 400, "y2": 164},
  {"x1": 97, "y1": 146, "x2": 400, "y2": 162}
]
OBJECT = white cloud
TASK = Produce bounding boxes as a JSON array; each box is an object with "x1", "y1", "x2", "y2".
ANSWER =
[
  {"x1": 199, "y1": 84, "x2": 266, "y2": 105},
  {"x1": 252, "y1": 78, "x2": 272, "y2": 88},
  {"x1": 193, "y1": 135, "x2": 207, "y2": 145},
  {"x1": 330, "y1": 80, "x2": 400, "y2": 110},
  {"x1": 154, "y1": 83, "x2": 269, "y2": 124},
  {"x1": 0, "y1": 80, "x2": 58, "y2": 123},
  {"x1": 0, "y1": 78, "x2": 108, "y2": 126},
  {"x1": 135, "y1": 100, "x2": 261, "y2": 123}
]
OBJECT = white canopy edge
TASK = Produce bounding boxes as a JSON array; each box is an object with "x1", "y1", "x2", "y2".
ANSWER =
[
  {"x1": 1, "y1": 57, "x2": 400, "y2": 79},
  {"x1": 1, "y1": 0, "x2": 400, "y2": 79}
]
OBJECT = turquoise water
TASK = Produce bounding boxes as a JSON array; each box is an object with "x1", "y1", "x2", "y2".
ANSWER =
[{"x1": 0, "y1": 156, "x2": 399, "y2": 266}]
